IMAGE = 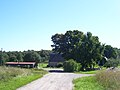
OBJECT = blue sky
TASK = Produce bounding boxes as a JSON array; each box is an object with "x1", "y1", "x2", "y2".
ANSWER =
[{"x1": 0, "y1": 0, "x2": 120, "y2": 51}]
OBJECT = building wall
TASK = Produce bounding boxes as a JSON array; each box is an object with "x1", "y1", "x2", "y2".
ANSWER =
[{"x1": 49, "y1": 62, "x2": 58, "y2": 67}]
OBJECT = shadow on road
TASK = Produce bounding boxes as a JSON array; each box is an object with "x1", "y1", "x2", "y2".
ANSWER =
[{"x1": 49, "y1": 70, "x2": 64, "y2": 73}]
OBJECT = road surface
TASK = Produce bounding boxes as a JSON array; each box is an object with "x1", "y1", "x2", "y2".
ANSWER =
[{"x1": 17, "y1": 72, "x2": 93, "y2": 90}]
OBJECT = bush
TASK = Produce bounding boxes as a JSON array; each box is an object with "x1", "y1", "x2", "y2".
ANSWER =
[
  {"x1": 104, "y1": 59, "x2": 120, "y2": 68},
  {"x1": 63, "y1": 59, "x2": 81, "y2": 72}
]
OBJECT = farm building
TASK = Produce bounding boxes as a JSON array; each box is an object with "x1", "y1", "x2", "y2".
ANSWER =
[
  {"x1": 5, "y1": 62, "x2": 36, "y2": 68},
  {"x1": 49, "y1": 53, "x2": 64, "y2": 67}
]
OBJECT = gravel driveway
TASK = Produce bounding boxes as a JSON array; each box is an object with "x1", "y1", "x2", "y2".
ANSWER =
[{"x1": 17, "y1": 72, "x2": 93, "y2": 90}]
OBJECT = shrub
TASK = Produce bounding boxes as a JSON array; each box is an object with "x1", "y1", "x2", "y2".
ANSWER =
[{"x1": 63, "y1": 59, "x2": 81, "y2": 72}]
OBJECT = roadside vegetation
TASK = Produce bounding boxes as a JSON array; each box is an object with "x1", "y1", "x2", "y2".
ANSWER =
[
  {"x1": 63, "y1": 59, "x2": 81, "y2": 72},
  {"x1": 39, "y1": 63, "x2": 48, "y2": 68},
  {"x1": 74, "y1": 69, "x2": 120, "y2": 90},
  {"x1": 0, "y1": 66, "x2": 47, "y2": 90},
  {"x1": 73, "y1": 76, "x2": 105, "y2": 90},
  {"x1": 76, "y1": 70, "x2": 99, "y2": 74},
  {"x1": 96, "y1": 70, "x2": 120, "y2": 90}
]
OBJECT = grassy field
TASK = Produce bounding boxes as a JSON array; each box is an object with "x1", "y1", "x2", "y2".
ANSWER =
[
  {"x1": 74, "y1": 69, "x2": 120, "y2": 90},
  {"x1": 96, "y1": 70, "x2": 120, "y2": 90},
  {"x1": 0, "y1": 66, "x2": 47, "y2": 90},
  {"x1": 73, "y1": 76, "x2": 105, "y2": 90}
]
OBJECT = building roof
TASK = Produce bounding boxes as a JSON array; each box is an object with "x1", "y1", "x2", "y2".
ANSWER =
[
  {"x1": 6, "y1": 62, "x2": 35, "y2": 65},
  {"x1": 49, "y1": 53, "x2": 64, "y2": 62}
]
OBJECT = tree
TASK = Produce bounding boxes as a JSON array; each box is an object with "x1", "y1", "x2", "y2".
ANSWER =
[
  {"x1": 51, "y1": 30, "x2": 84, "y2": 60},
  {"x1": 16, "y1": 52, "x2": 23, "y2": 62},
  {"x1": 38, "y1": 50, "x2": 51, "y2": 62},
  {"x1": 23, "y1": 51, "x2": 41, "y2": 66},
  {"x1": 0, "y1": 52, "x2": 9, "y2": 65},
  {"x1": 51, "y1": 30, "x2": 105, "y2": 70},
  {"x1": 104, "y1": 45, "x2": 117, "y2": 59},
  {"x1": 104, "y1": 58, "x2": 120, "y2": 68}
]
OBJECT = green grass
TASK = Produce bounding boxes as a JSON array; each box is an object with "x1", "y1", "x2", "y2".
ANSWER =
[
  {"x1": 0, "y1": 67, "x2": 47, "y2": 90},
  {"x1": 0, "y1": 74, "x2": 41, "y2": 90},
  {"x1": 73, "y1": 76, "x2": 105, "y2": 90},
  {"x1": 76, "y1": 70, "x2": 99, "y2": 74},
  {"x1": 0, "y1": 66, "x2": 32, "y2": 81},
  {"x1": 38, "y1": 63, "x2": 48, "y2": 68}
]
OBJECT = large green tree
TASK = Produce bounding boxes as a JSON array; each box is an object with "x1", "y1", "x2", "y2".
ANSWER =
[{"x1": 51, "y1": 30, "x2": 105, "y2": 70}]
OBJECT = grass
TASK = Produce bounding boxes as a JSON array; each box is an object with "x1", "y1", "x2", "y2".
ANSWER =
[
  {"x1": 74, "y1": 69, "x2": 120, "y2": 90},
  {"x1": 38, "y1": 63, "x2": 48, "y2": 68},
  {"x1": 73, "y1": 76, "x2": 105, "y2": 90},
  {"x1": 76, "y1": 70, "x2": 99, "y2": 74},
  {"x1": 0, "y1": 74, "x2": 41, "y2": 90},
  {"x1": 96, "y1": 70, "x2": 120, "y2": 90},
  {"x1": 0, "y1": 66, "x2": 31, "y2": 81},
  {"x1": 0, "y1": 66, "x2": 47, "y2": 90}
]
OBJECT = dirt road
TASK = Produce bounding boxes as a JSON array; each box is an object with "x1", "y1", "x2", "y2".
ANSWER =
[{"x1": 17, "y1": 72, "x2": 93, "y2": 90}]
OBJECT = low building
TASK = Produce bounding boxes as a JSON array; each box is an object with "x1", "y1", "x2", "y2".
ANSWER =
[
  {"x1": 5, "y1": 62, "x2": 36, "y2": 68},
  {"x1": 49, "y1": 53, "x2": 64, "y2": 67}
]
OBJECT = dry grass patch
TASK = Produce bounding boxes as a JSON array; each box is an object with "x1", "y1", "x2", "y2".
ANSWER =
[
  {"x1": 0, "y1": 66, "x2": 31, "y2": 81},
  {"x1": 96, "y1": 70, "x2": 120, "y2": 90}
]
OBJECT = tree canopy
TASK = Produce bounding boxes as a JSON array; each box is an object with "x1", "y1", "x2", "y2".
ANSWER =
[
  {"x1": 0, "y1": 50, "x2": 51, "y2": 66},
  {"x1": 51, "y1": 30, "x2": 119, "y2": 70}
]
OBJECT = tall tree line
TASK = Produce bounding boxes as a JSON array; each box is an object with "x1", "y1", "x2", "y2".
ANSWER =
[{"x1": 0, "y1": 50, "x2": 51, "y2": 65}]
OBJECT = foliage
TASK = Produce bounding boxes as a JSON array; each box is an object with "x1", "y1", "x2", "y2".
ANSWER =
[
  {"x1": 24, "y1": 51, "x2": 41, "y2": 66},
  {"x1": 37, "y1": 50, "x2": 51, "y2": 62},
  {"x1": 63, "y1": 59, "x2": 81, "y2": 72},
  {"x1": 0, "y1": 52, "x2": 9, "y2": 65},
  {"x1": 104, "y1": 45, "x2": 118, "y2": 59},
  {"x1": 96, "y1": 70, "x2": 120, "y2": 90},
  {"x1": 51, "y1": 30, "x2": 105, "y2": 70},
  {"x1": 116, "y1": 49, "x2": 120, "y2": 59},
  {"x1": 73, "y1": 76, "x2": 105, "y2": 90},
  {"x1": 0, "y1": 50, "x2": 51, "y2": 66},
  {"x1": 104, "y1": 59, "x2": 120, "y2": 68}
]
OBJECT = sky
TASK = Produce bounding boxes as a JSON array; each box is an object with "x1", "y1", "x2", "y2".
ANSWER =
[{"x1": 0, "y1": 0, "x2": 120, "y2": 51}]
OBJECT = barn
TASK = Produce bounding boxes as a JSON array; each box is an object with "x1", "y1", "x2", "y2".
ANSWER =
[{"x1": 49, "y1": 53, "x2": 64, "y2": 67}]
